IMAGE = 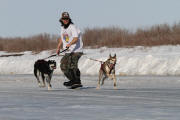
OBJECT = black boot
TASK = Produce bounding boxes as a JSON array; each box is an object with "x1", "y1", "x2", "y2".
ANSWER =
[
  {"x1": 70, "y1": 84, "x2": 83, "y2": 89},
  {"x1": 63, "y1": 69, "x2": 82, "y2": 89},
  {"x1": 63, "y1": 70, "x2": 75, "y2": 87},
  {"x1": 63, "y1": 81, "x2": 73, "y2": 87},
  {"x1": 69, "y1": 69, "x2": 83, "y2": 89}
]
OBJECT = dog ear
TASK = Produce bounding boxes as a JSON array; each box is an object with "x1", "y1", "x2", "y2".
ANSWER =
[
  {"x1": 114, "y1": 54, "x2": 116, "y2": 58},
  {"x1": 47, "y1": 60, "x2": 51, "y2": 64},
  {"x1": 109, "y1": 54, "x2": 112, "y2": 58}
]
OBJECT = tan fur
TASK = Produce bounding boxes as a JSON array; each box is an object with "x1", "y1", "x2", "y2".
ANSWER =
[{"x1": 96, "y1": 54, "x2": 117, "y2": 89}]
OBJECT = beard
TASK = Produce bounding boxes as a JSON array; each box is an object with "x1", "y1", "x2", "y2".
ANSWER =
[{"x1": 63, "y1": 22, "x2": 70, "y2": 29}]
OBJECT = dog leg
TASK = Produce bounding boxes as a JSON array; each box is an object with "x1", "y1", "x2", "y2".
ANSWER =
[
  {"x1": 41, "y1": 73, "x2": 46, "y2": 87},
  {"x1": 45, "y1": 74, "x2": 52, "y2": 90},
  {"x1": 97, "y1": 70, "x2": 103, "y2": 89},
  {"x1": 35, "y1": 70, "x2": 41, "y2": 87},
  {"x1": 101, "y1": 75, "x2": 107, "y2": 86},
  {"x1": 49, "y1": 72, "x2": 53, "y2": 80},
  {"x1": 113, "y1": 75, "x2": 117, "y2": 89}
]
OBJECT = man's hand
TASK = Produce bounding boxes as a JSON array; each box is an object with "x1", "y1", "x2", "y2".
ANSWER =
[
  {"x1": 56, "y1": 49, "x2": 60, "y2": 55},
  {"x1": 66, "y1": 37, "x2": 78, "y2": 48},
  {"x1": 66, "y1": 43, "x2": 71, "y2": 48}
]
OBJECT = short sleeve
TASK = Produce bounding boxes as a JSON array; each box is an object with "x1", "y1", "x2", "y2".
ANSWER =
[{"x1": 71, "y1": 25, "x2": 78, "y2": 37}]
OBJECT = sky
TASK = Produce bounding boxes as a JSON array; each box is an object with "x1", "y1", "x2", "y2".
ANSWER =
[{"x1": 0, "y1": 0, "x2": 180, "y2": 37}]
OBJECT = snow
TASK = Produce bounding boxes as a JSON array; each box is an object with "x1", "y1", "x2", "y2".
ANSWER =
[
  {"x1": 0, "y1": 75, "x2": 180, "y2": 120},
  {"x1": 1, "y1": 45, "x2": 180, "y2": 75}
]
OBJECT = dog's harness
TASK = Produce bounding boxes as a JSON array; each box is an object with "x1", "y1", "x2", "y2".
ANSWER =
[{"x1": 101, "y1": 60, "x2": 116, "y2": 74}]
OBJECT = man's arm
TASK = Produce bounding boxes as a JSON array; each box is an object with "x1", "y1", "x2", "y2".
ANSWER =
[
  {"x1": 56, "y1": 37, "x2": 62, "y2": 55},
  {"x1": 66, "y1": 37, "x2": 78, "y2": 48}
]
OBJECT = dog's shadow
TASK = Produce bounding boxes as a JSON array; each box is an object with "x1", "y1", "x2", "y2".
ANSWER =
[
  {"x1": 79, "y1": 86, "x2": 96, "y2": 90},
  {"x1": 40, "y1": 86, "x2": 97, "y2": 92},
  {"x1": 40, "y1": 87, "x2": 127, "y2": 92}
]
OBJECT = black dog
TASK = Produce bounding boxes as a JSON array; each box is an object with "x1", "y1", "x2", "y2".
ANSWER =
[{"x1": 34, "y1": 59, "x2": 56, "y2": 90}]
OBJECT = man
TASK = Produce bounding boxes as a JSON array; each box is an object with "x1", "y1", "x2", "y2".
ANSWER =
[{"x1": 56, "y1": 12, "x2": 83, "y2": 89}]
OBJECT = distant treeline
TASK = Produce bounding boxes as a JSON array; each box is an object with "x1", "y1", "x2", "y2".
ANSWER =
[
  {"x1": 83, "y1": 23, "x2": 180, "y2": 47},
  {"x1": 1, "y1": 22, "x2": 180, "y2": 52},
  {"x1": 0, "y1": 34, "x2": 58, "y2": 52}
]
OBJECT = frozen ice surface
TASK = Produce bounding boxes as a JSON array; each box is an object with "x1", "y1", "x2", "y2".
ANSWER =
[{"x1": 0, "y1": 75, "x2": 180, "y2": 120}]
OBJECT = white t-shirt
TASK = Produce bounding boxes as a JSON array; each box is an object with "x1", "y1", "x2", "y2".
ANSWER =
[{"x1": 61, "y1": 24, "x2": 83, "y2": 53}]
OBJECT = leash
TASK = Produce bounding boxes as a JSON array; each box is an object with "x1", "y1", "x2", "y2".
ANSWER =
[
  {"x1": 82, "y1": 55, "x2": 104, "y2": 63},
  {"x1": 82, "y1": 54, "x2": 119, "y2": 65},
  {"x1": 44, "y1": 50, "x2": 105, "y2": 64},
  {"x1": 43, "y1": 48, "x2": 68, "y2": 59}
]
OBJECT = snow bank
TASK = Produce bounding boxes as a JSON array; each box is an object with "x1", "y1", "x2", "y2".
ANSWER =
[{"x1": 1, "y1": 45, "x2": 180, "y2": 75}]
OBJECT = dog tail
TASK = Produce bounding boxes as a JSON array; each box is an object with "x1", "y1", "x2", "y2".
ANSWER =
[
  {"x1": 34, "y1": 69, "x2": 37, "y2": 78},
  {"x1": 34, "y1": 67, "x2": 38, "y2": 78}
]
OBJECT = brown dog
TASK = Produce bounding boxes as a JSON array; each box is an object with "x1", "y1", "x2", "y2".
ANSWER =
[{"x1": 96, "y1": 54, "x2": 117, "y2": 89}]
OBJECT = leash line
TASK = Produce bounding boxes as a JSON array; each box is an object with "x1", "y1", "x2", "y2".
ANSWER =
[
  {"x1": 82, "y1": 55, "x2": 104, "y2": 63},
  {"x1": 43, "y1": 48, "x2": 68, "y2": 59},
  {"x1": 43, "y1": 48, "x2": 108, "y2": 65}
]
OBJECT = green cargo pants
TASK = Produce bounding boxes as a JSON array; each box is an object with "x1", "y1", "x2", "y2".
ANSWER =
[{"x1": 60, "y1": 52, "x2": 83, "y2": 84}]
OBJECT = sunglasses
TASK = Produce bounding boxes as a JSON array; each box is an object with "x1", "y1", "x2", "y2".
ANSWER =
[{"x1": 62, "y1": 18, "x2": 69, "y2": 20}]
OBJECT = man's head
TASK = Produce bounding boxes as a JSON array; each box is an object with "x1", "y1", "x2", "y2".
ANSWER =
[
  {"x1": 60, "y1": 12, "x2": 70, "y2": 25},
  {"x1": 59, "y1": 12, "x2": 73, "y2": 28},
  {"x1": 61, "y1": 12, "x2": 70, "y2": 19}
]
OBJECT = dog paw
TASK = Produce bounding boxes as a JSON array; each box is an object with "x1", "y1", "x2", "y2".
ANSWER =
[
  {"x1": 41, "y1": 84, "x2": 46, "y2": 87},
  {"x1": 48, "y1": 86, "x2": 52, "y2": 90},
  {"x1": 38, "y1": 83, "x2": 41, "y2": 87},
  {"x1": 113, "y1": 87, "x2": 117, "y2": 90},
  {"x1": 38, "y1": 83, "x2": 46, "y2": 88},
  {"x1": 96, "y1": 87, "x2": 100, "y2": 90}
]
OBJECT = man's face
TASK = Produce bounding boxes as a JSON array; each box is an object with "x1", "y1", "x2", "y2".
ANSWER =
[{"x1": 62, "y1": 18, "x2": 69, "y2": 25}]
